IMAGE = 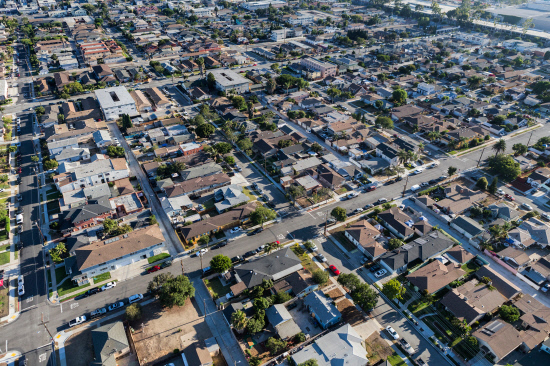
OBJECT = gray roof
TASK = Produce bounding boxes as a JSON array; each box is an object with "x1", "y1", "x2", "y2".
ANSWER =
[
  {"x1": 210, "y1": 69, "x2": 250, "y2": 87},
  {"x1": 293, "y1": 156, "x2": 322, "y2": 173},
  {"x1": 303, "y1": 291, "x2": 342, "y2": 325},
  {"x1": 54, "y1": 147, "x2": 90, "y2": 161},
  {"x1": 60, "y1": 196, "x2": 112, "y2": 231},
  {"x1": 180, "y1": 162, "x2": 223, "y2": 180},
  {"x1": 291, "y1": 324, "x2": 368, "y2": 366},
  {"x1": 234, "y1": 247, "x2": 302, "y2": 289},
  {"x1": 452, "y1": 216, "x2": 484, "y2": 236},
  {"x1": 358, "y1": 157, "x2": 390, "y2": 171},
  {"x1": 91, "y1": 321, "x2": 129, "y2": 366},
  {"x1": 266, "y1": 304, "x2": 301, "y2": 339},
  {"x1": 49, "y1": 137, "x2": 78, "y2": 150},
  {"x1": 214, "y1": 185, "x2": 249, "y2": 212}
]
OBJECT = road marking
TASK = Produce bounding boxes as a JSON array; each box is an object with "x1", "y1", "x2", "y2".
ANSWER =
[
  {"x1": 317, "y1": 212, "x2": 325, "y2": 217},
  {"x1": 38, "y1": 353, "x2": 46, "y2": 362},
  {"x1": 277, "y1": 234, "x2": 284, "y2": 240},
  {"x1": 26, "y1": 296, "x2": 33, "y2": 303},
  {"x1": 70, "y1": 302, "x2": 79, "y2": 310}
]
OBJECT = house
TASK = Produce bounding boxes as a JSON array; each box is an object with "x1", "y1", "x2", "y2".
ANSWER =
[
  {"x1": 271, "y1": 269, "x2": 318, "y2": 298},
  {"x1": 379, "y1": 231, "x2": 454, "y2": 274},
  {"x1": 475, "y1": 265, "x2": 521, "y2": 300},
  {"x1": 95, "y1": 86, "x2": 137, "y2": 120},
  {"x1": 182, "y1": 343, "x2": 213, "y2": 366},
  {"x1": 441, "y1": 279, "x2": 507, "y2": 325},
  {"x1": 59, "y1": 196, "x2": 113, "y2": 234},
  {"x1": 291, "y1": 324, "x2": 368, "y2": 366},
  {"x1": 266, "y1": 304, "x2": 301, "y2": 340},
  {"x1": 487, "y1": 203, "x2": 520, "y2": 222},
  {"x1": 233, "y1": 247, "x2": 302, "y2": 289},
  {"x1": 180, "y1": 162, "x2": 223, "y2": 181},
  {"x1": 376, "y1": 143, "x2": 399, "y2": 166},
  {"x1": 48, "y1": 138, "x2": 79, "y2": 156},
  {"x1": 179, "y1": 202, "x2": 257, "y2": 244},
  {"x1": 497, "y1": 247, "x2": 531, "y2": 270},
  {"x1": 344, "y1": 220, "x2": 385, "y2": 260},
  {"x1": 407, "y1": 261, "x2": 465, "y2": 294},
  {"x1": 526, "y1": 168, "x2": 550, "y2": 190},
  {"x1": 450, "y1": 216, "x2": 485, "y2": 240},
  {"x1": 437, "y1": 185, "x2": 487, "y2": 215},
  {"x1": 473, "y1": 320, "x2": 523, "y2": 362},
  {"x1": 316, "y1": 165, "x2": 345, "y2": 190},
  {"x1": 303, "y1": 291, "x2": 342, "y2": 329},
  {"x1": 160, "y1": 195, "x2": 193, "y2": 217},
  {"x1": 166, "y1": 172, "x2": 231, "y2": 199},
  {"x1": 130, "y1": 90, "x2": 153, "y2": 112},
  {"x1": 91, "y1": 322, "x2": 130, "y2": 366},
  {"x1": 391, "y1": 105, "x2": 424, "y2": 121},
  {"x1": 378, "y1": 207, "x2": 416, "y2": 240},
  {"x1": 214, "y1": 185, "x2": 250, "y2": 213},
  {"x1": 446, "y1": 246, "x2": 475, "y2": 265},
  {"x1": 70, "y1": 225, "x2": 166, "y2": 283},
  {"x1": 54, "y1": 158, "x2": 130, "y2": 193}
]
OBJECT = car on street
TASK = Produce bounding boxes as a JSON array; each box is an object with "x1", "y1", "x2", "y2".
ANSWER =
[
  {"x1": 438, "y1": 176, "x2": 448, "y2": 181},
  {"x1": 541, "y1": 283, "x2": 550, "y2": 293},
  {"x1": 69, "y1": 316, "x2": 86, "y2": 327},
  {"x1": 374, "y1": 269, "x2": 387, "y2": 278},
  {"x1": 416, "y1": 358, "x2": 427, "y2": 366},
  {"x1": 108, "y1": 302, "x2": 125, "y2": 312},
  {"x1": 385, "y1": 326, "x2": 399, "y2": 340},
  {"x1": 346, "y1": 192, "x2": 359, "y2": 199},
  {"x1": 101, "y1": 281, "x2": 117, "y2": 291},
  {"x1": 248, "y1": 228, "x2": 264, "y2": 236},
  {"x1": 542, "y1": 213, "x2": 550, "y2": 221},
  {"x1": 231, "y1": 255, "x2": 244, "y2": 263},
  {"x1": 521, "y1": 202, "x2": 533, "y2": 211},
  {"x1": 230, "y1": 227, "x2": 242, "y2": 234},
  {"x1": 352, "y1": 208, "x2": 364, "y2": 214},
  {"x1": 363, "y1": 203, "x2": 373, "y2": 210},
  {"x1": 18, "y1": 285, "x2": 24, "y2": 296},
  {"x1": 90, "y1": 308, "x2": 107, "y2": 318},
  {"x1": 317, "y1": 253, "x2": 327, "y2": 262},
  {"x1": 413, "y1": 168, "x2": 424, "y2": 175},
  {"x1": 243, "y1": 250, "x2": 257, "y2": 258},
  {"x1": 129, "y1": 294, "x2": 143, "y2": 304},
  {"x1": 212, "y1": 241, "x2": 228, "y2": 249},
  {"x1": 329, "y1": 265, "x2": 340, "y2": 275},
  {"x1": 429, "y1": 163, "x2": 438, "y2": 168},
  {"x1": 86, "y1": 288, "x2": 100, "y2": 296},
  {"x1": 497, "y1": 189, "x2": 505, "y2": 196},
  {"x1": 160, "y1": 260, "x2": 172, "y2": 269},
  {"x1": 399, "y1": 338, "x2": 415, "y2": 355},
  {"x1": 326, "y1": 218, "x2": 336, "y2": 225},
  {"x1": 18, "y1": 275, "x2": 23, "y2": 285},
  {"x1": 376, "y1": 198, "x2": 388, "y2": 204},
  {"x1": 428, "y1": 179, "x2": 437, "y2": 185},
  {"x1": 197, "y1": 248, "x2": 208, "y2": 256},
  {"x1": 365, "y1": 185, "x2": 376, "y2": 192},
  {"x1": 257, "y1": 245, "x2": 266, "y2": 252},
  {"x1": 420, "y1": 182, "x2": 429, "y2": 187},
  {"x1": 504, "y1": 194, "x2": 515, "y2": 201},
  {"x1": 147, "y1": 265, "x2": 161, "y2": 274}
]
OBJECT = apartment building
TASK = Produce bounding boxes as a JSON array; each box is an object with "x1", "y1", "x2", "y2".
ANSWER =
[
  {"x1": 95, "y1": 86, "x2": 138, "y2": 121},
  {"x1": 288, "y1": 12, "x2": 314, "y2": 26},
  {"x1": 80, "y1": 41, "x2": 123, "y2": 64},
  {"x1": 35, "y1": 39, "x2": 72, "y2": 55},
  {"x1": 240, "y1": 0, "x2": 286, "y2": 11},
  {"x1": 210, "y1": 69, "x2": 250, "y2": 94},
  {"x1": 54, "y1": 157, "x2": 130, "y2": 193},
  {"x1": 300, "y1": 57, "x2": 338, "y2": 78}
]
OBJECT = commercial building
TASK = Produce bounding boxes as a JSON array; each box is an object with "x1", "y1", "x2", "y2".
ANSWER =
[
  {"x1": 210, "y1": 69, "x2": 250, "y2": 94},
  {"x1": 95, "y1": 86, "x2": 138, "y2": 120},
  {"x1": 300, "y1": 57, "x2": 337, "y2": 78}
]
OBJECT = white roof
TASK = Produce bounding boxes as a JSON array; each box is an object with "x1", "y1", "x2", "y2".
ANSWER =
[{"x1": 95, "y1": 86, "x2": 136, "y2": 108}]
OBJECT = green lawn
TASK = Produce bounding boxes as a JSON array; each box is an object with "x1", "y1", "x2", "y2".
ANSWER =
[
  {"x1": 408, "y1": 298, "x2": 432, "y2": 314},
  {"x1": 46, "y1": 191, "x2": 62, "y2": 200},
  {"x1": 0, "y1": 244, "x2": 9, "y2": 251},
  {"x1": 243, "y1": 187, "x2": 256, "y2": 201},
  {"x1": 55, "y1": 267, "x2": 68, "y2": 284},
  {"x1": 0, "y1": 251, "x2": 9, "y2": 265},
  {"x1": 332, "y1": 231, "x2": 358, "y2": 253},
  {"x1": 57, "y1": 280, "x2": 90, "y2": 297},
  {"x1": 92, "y1": 272, "x2": 111, "y2": 283},
  {"x1": 202, "y1": 198, "x2": 215, "y2": 210},
  {"x1": 47, "y1": 200, "x2": 60, "y2": 214},
  {"x1": 291, "y1": 244, "x2": 318, "y2": 274},
  {"x1": 205, "y1": 277, "x2": 231, "y2": 299},
  {"x1": 387, "y1": 353, "x2": 406, "y2": 366},
  {"x1": 0, "y1": 230, "x2": 7, "y2": 242},
  {"x1": 148, "y1": 252, "x2": 170, "y2": 264},
  {"x1": 461, "y1": 261, "x2": 481, "y2": 275}
]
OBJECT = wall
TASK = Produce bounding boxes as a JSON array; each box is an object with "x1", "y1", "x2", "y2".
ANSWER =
[{"x1": 483, "y1": 249, "x2": 518, "y2": 275}]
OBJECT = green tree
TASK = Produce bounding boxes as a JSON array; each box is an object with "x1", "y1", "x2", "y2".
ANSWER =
[
  {"x1": 214, "y1": 142, "x2": 233, "y2": 155},
  {"x1": 194, "y1": 114, "x2": 205, "y2": 125},
  {"x1": 247, "y1": 316, "x2": 265, "y2": 334},
  {"x1": 298, "y1": 360, "x2": 318, "y2": 366},
  {"x1": 311, "y1": 142, "x2": 323, "y2": 153},
  {"x1": 388, "y1": 238, "x2": 403, "y2": 250},
  {"x1": 231, "y1": 310, "x2": 248, "y2": 331},
  {"x1": 492, "y1": 139, "x2": 507, "y2": 156},
  {"x1": 294, "y1": 332, "x2": 307, "y2": 343},
  {"x1": 237, "y1": 138, "x2": 253, "y2": 152},
  {"x1": 448, "y1": 166, "x2": 457, "y2": 176},
  {"x1": 210, "y1": 254, "x2": 232, "y2": 273},
  {"x1": 488, "y1": 155, "x2": 521, "y2": 181},
  {"x1": 312, "y1": 269, "x2": 329, "y2": 285},
  {"x1": 250, "y1": 206, "x2": 277, "y2": 226},
  {"x1": 331, "y1": 207, "x2": 347, "y2": 222},
  {"x1": 375, "y1": 116, "x2": 394, "y2": 129},
  {"x1": 492, "y1": 115, "x2": 506, "y2": 125},
  {"x1": 224, "y1": 156, "x2": 235, "y2": 165},
  {"x1": 392, "y1": 88, "x2": 407, "y2": 105},
  {"x1": 476, "y1": 177, "x2": 488, "y2": 190},
  {"x1": 206, "y1": 72, "x2": 216, "y2": 90},
  {"x1": 147, "y1": 272, "x2": 174, "y2": 297},
  {"x1": 199, "y1": 234, "x2": 209, "y2": 245},
  {"x1": 121, "y1": 114, "x2": 133, "y2": 130},
  {"x1": 43, "y1": 159, "x2": 58, "y2": 170},
  {"x1": 31, "y1": 155, "x2": 39, "y2": 162},
  {"x1": 337, "y1": 273, "x2": 361, "y2": 291},
  {"x1": 382, "y1": 278, "x2": 405, "y2": 300},
  {"x1": 499, "y1": 305, "x2": 520, "y2": 323},
  {"x1": 106, "y1": 145, "x2": 125, "y2": 158},
  {"x1": 195, "y1": 123, "x2": 215, "y2": 138},
  {"x1": 488, "y1": 177, "x2": 498, "y2": 195},
  {"x1": 103, "y1": 217, "x2": 118, "y2": 234},
  {"x1": 512, "y1": 143, "x2": 528, "y2": 155},
  {"x1": 350, "y1": 283, "x2": 378, "y2": 310},
  {"x1": 125, "y1": 303, "x2": 142, "y2": 322},
  {"x1": 288, "y1": 185, "x2": 305, "y2": 203},
  {"x1": 49, "y1": 242, "x2": 67, "y2": 263},
  {"x1": 266, "y1": 337, "x2": 287, "y2": 355},
  {"x1": 273, "y1": 290, "x2": 292, "y2": 304},
  {"x1": 150, "y1": 215, "x2": 158, "y2": 225},
  {"x1": 158, "y1": 275, "x2": 195, "y2": 308},
  {"x1": 253, "y1": 297, "x2": 272, "y2": 312}
]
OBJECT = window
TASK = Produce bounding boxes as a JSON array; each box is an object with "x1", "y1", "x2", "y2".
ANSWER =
[{"x1": 140, "y1": 255, "x2": 146, "y2": 260}]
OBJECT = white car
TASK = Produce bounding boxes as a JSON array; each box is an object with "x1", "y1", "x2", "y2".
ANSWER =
[
  {"x1": 230, "y1": 227, "x2": 242, "y2": 234},
  {"x1": 317, "y1": 253, "x2": 327, "y2": 263},
  {"x1": 413, "y1": 168, "x2": 424, "y2": 175},
  {"x1": 129, "y1": 294, "x2": 143, "y2": 304},
  {"x1": 18, "y1": 285, "x2": 24, "y2": 296},
  {"x1": 374, "y1": 269, "x2": 387, "y2": 278},
  {"x1": 496, "y1": 189, "x2": 505, "y2": 196},
  {"x1": 542, "y1": 213, "x2": 550, "y2": 221},
  {"x1": 101, "y1": 282, "x2": 117, "y2": 291},
  {"x1": 108, "y1": 301, "x2": 124, "y2": 312},
  {"x1": 386, "y1": 326, "x2": 400, "y2": 340},
  {"x1": 18, "y1": 275, "x2": 24, "y2": 286},
  {"x1": 521, "y1": 203, "x2": 533, "y2": 211},
  {"x1": 198, "y1": 248, "x2": 208, "y2": 256}
]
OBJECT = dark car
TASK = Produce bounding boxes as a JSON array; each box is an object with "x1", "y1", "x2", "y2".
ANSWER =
[
  {"x1": 369, "y1": 264, "x2": 381, "y2": 272},
  {"x1": 396, "y1": 176, "x2": 403, "y2": 181},
  {"x1": 231, "y1": 255, "x2": 244, "y2": 263},
  {"x1": 212, "y1": 241, "x2": 228, "y2": 249},
  {"x1": 365, "y1": 185, "x2": 376, "y2": 192},
  {"x1": 86, "y1": 288, "x2": 100, "y2": 296},
  {"x1": 364, "y1": 203, "x2": 373, "y2": 210},
  {"x1": 243, "y1": 250, "x2": 257, "y2": 258},
  {"x1": 160, "y1": 260, "x2": 172, "y2": 269},
  {"x1": 74, "y1": 293, "x2": 88, "y2": 300},
  {"x1": 248, "y1": 228, "x2": 264, "y2": 236},
  {"x1": 428, "y1": 179, "x2": 437, "y2": 185}
]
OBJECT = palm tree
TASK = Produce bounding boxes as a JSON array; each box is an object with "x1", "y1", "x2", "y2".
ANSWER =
[
  {"x1": 395, "y1": 165, "x2": 406, "y2": 177},
  {"x1": 285, "y1": 81, "x2": 292, "y2": 95},
  {"x1": 397, "y1": 149, "x2": 409, "y2": 165},
  {"x1": 493, "y1": 139, "x2": 507, "y2": 155},
  {"x1": 231, "y1": 310, "x2": 248, "y2": 333},
  {"x1": 196, "y1": 57, "x2": 205, "y2": 78},
  {"x1": 247, "y1": 101, "x2": 254, "y2": 119},
  {"x1": 427, "y1": 131, "x2": 441, "y2": 142},
  {"x1": 406, "y1": 151, "x2": 418, "y2": 163}
]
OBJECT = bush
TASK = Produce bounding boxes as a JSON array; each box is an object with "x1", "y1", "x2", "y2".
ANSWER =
[
  {"x1": 125, "y1": 303, "x2": 142, "y2": 322},
  {"x1": 312, "y1": 269, "x2": 329, "y2": 285}
]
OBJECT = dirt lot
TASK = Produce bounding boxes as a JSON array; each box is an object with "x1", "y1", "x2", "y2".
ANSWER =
[
  {"x1": 335, "y1": 298, "x2": 365, "y2": 326},
  {"x1": 364, "y1": 332, "x2": 393, "y2": 364},
  {"x1": 325, "y1": 286, "x2": 345, "y2": 299},
  {"x1": 64, "y1": 327, "x2": 95, "y2": 366},
  {"x1": 132, "y1": 298, "x2": 212, "y2": 366}
]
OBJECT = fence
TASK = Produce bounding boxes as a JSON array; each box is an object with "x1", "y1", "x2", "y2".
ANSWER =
[
  {"x1": 515, "y1": 271, "x2": 541, "y2": 291},
  {"x1": 483, "y1": 249, "x2": 518, "y2": 275}
]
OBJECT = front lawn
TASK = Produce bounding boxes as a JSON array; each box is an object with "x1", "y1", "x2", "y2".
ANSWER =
[
  {"x1": 387, "y1": 353, "x2": 406, "y2": 366},
  {"x1": 0, "y1": 251, "x2": 9, "y2": 265},
  {"x1": 205, "y1": 277, "x2": 231, "y2": 299},
  {"x1": 57, "y1": 280, "x2": 90, "y2": 297},
  {"x1": 290, "y1": 244, "x2": 318, "y2": 274},
  {"x1": 461, "y1": 261, "x2": 481, "y2": 275},
  {"x1": 55, "y1": 267, "x2": 68, "y2": 284},
  {"x1": 46, "y1": 200, "x2": 60, "y2": 215},
  {"x1": 92, "y1": 272, "x2": 111, "y2": 283},
  {"x1": 148, "y1": 252, "x2": 170, "y2": 264}
]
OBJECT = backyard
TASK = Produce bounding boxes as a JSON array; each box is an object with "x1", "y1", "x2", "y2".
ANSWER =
[
  {"x1": 204, "y1": 277, "x2": 231, "y2": 299},
  {"x1": 364, "y1": 332, "x2": 394, "y2": 364}
]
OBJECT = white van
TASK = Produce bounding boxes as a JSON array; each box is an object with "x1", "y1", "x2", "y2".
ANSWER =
[
  {"x1": 410, "y1": 185, "x2": 421, "y2": 192},
  {"x1": 16, "y1": 214, "x2": 23, "y2": 224}
]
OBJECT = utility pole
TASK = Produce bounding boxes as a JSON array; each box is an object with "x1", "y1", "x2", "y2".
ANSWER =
[
  {"x1": 401, "y1": 175, "x2": 410, "y2": 197},
  {"x1": 180, "y1": 259, "x2": 185, "y2": 275},
  {"x1": 476, "y1": 148, "x2": 485, "y2": 167},
  {"x1": 41, "y1": 314, "x2": 57, "y2": 366},
  {"x1": 324, "y1": 209, "x2": 329, "y2": 236},
  {"x1": 527, "y1": 131, "x2": 534, "y2": 147},
  {"x1": 199, "y1": 252, "x2": 203, "y2": 270}
]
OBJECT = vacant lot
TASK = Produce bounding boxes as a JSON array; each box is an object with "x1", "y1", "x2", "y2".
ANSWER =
[
  {"x1": 63, "y1": 327, "x2": 95, "y2": 366},
  {"x1": 133, "y1": 299, "x2": 211, "y2": 366},
  {"x1": 364, "y1": 332, "x2": 393, "y2": 365},
  {"x1": 0, "y1": 286, "x2": 9, "y2": 317},
  {"x1": 335, "y1": 298, "x2": 364, "y2": 326}
]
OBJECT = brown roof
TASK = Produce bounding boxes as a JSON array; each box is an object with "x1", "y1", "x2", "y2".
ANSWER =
[
  {"x1": 230, "y1": 281, "x2": 247, "y2": 296},
  {"x1": 165, "y1": 172, "x2": 231, "y2": 198},
  {"x1": 513, "y1": 294, "x2": 545, "y2": 314},
  {"x1": 473, "y1": 320, "x2": 523, "y2": 360},
  {"x1": 145, "y1": 87, "x2": 170, "y2": 107},
  {"x1": 111, "y1": 158, "x2": 128, "y2": 172},
  {"x1": 498, "y1": 247, "x2": 531, "y2": 266},
  {"x1": 75, "y1": 225, "x2": 165, "y2": 270},
  {"x1": 345, "y1": 220, "x2": 385, "y2": 257},
  {"x1": 407, "y1": 261, "x2": 465, "y2": 294},
  {"x1": 116, "y1": 178, "x2": 135, "y2": 196},
  {"x1": 438, "y1": 185, "x2": 487, "y2": 214},
  {"x1": 391, "y1": 105, "x2": 424, "y2": 119},
  {"x1": 446, "y1": 247, "x2": 475, "y2": 264},
  {"x1": 272, "y1": 269, "x2": 315, "y2": 295},
  {"x1": 475, "y1": 266, "x2": 521, "y2": 299}
]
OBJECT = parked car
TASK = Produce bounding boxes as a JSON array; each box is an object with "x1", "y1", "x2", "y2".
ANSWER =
[
  {"x1": 496, "y1": 189, "x2": 505, "y2": 196},
  {"x1": 438, "y1": 176, "x2": 448, "y2": 181},
  {"x1": 326, "y1": 218, "x2": 336, "y2": 225},
  {"x1": 90, "y1": 308, "x2": 107, "y2": 318},
  {"x1": 376, "y1": 198, "x2": 388, "y2": 204},
  {"x1": 243, "y1": 250, "x2": 257, "y2": 258},
  {"x1": 420, "y1": 182, "x2": 429, "y2": 187},
  {"x1": 317, "y1": 253, "x2": 327, "y2": 262},
  {"x1": 212, "y1": 241, "x2": 228, "y2": 249},
  {"x1": 230, "y1": 227, "x2": 242, "y2": 234},
  {"x1": 248, "y1": 228, "x2": 264, "y2": 236},
  {"x1": 416, "y1": 358, "x2": 427, "y2": 366},
  {"x1": 504, "y1": 194, "x2": 515, "y2": 201},
  {"x1": 521, "y1": 202, "x2": 533, "y2": 211},
  {"x1": 147, "y1": 265, "x2": 161, "y2": 274},
  {"x1": 347, "y1": 192, "x2": 359, "y2": 199},
  {"x1": 428, "y1": 179, "x2": 437, "y2": 185},
  {"x1": 18, "y1": 285, "x2": 24, "y2": 296},
  {"x1": 352, "y1": 208, "x2": 364, "y2": 214},
  {"x1": 129, "y1": 294, "x2": 143, "y2": 304},
  {"x1": 231, "y1": 255, "x2": 244, "y2": 263},
  {"x1": 69, "y1": 316, "x2": 86, "y2": 327},
  {"x1": 374, "y1": 269, "x2": 387, "y2": 278},
  {"x1": 413, "y1": 168, "x2": 424, "y2": 175},
  {"x1": 385, "y1": 326, "x2": 399, "y2": 340},
  {"x1": 108, "y1": 302, "x2": 125, "y2": 312},
  {"x1": 86, "y1": 288, "x2": 100, "y2": 296},
  {"x1": 365, "y1": 185, "x2": 376, "y2": 192},
  {"x1": 541, "y1": 283, "x2": 550, "y2": 293},
  {"x1": 18, "y1": 275, "x2": 23, "y2": 286},
  {"x1": 542, "y1": 213, "x2": 550, "y2": 221},
  {"x1": 399, "y1": 338, "x2": 415, "y2": 355},
  {"x1": 100, "y1": 282, "x2": 117, "y2": 291},
  {"x1": 160, "y1": 260, "x2": 172, "y2": 269},
  {"x1": 329, "y1": 265, "x2": 340, "y2": 275}
]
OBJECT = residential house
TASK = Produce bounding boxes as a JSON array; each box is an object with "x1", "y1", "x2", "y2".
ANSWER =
[
  {"x1": 271, "y1": 269, "x2": 318, "y2": 298},
  {"x1": 344, "y1": 220, "x2": 385, "y2": 260},
  {"x1": 378, "y1": 207, "x2": 425, "y2": 240},
  {"x1": 166, "y1": 172, "x2": 231, "y2": 199},
  {"x1": 407, "y1": 261, "x2": 465, "y2": 294},
  {"x1": 473, "y1": 320, "x2": 523, "y2": 362},
  {"x1": 54, "y1": 158, "x2": 130, "y2": 193},
  {"x1": 451, "y1": 216, "x2": 485, "y2": 240},
  {"x1": 303, "y1": 291, "x2": 342, "y2": 329},
  {"x1": 59, "y1": 196, "x2": 113, "y2": 234},
  {"x1": 214, "y1": 185, "x2": 250, "y2": 213},
  {"x1": 266, "y1": 305, "x2": 301, "y2": 341},
  {"x1": 437, "y1": 185, "x2": 487, "y2": 215},
  {"x1": 91, "y1": 322, "x2": 130, "y2": 366}
]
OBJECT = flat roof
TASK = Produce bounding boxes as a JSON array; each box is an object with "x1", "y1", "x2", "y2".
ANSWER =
[
  {"x1": 95, "y1": 86, "x2": 136, "y2": 108},
  {"x1": 210, "y1": 69, "x2": 250, "y2": 87}
]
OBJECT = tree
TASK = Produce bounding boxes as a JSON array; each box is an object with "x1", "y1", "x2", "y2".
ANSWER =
[
  {"x1": 294, "y1": 332, "x2": 307, "y2": 343},
  {"x1": 350, "y1": 283, "x2": 378, "y2": 311},
  {"x1": 392, "y1": 89, "x2": 407, "y2": 105},
  {"x1": 492, "y1": 115, "x2": 506, "y2": 125},
  {"x1": 237, "y1": 138, "x2": 253, "y2": 151},
  {"x1": 196, "y1": 57, "x2": 205, "y2": 78},
  {"x1": 194, "y1": 114, "x2": 205, "y2": 125},
  {"x1": 326, "y1": 87, "x2": 341, "y2": 103},
  {"x1": 288, "y1": 185, "x2": 305, "y2": 203},
  {"x1": 49, "y1": 242, "x2": 67, "y2": 263},
  {"x1": 158, "y1": 275, "x2": 195, "y2": 308},
  {"x1": 147, "y1": 272, "x2": 174, "y2": 297},
  {"x1": 199, "y1": 234, "x2": 209, "y2": 245},
  {"x1": 273, "y1": 290, "x2": 292, "y2": 304},
  {"x1": 210, "y1": 254, "x2": 232, "y2": 273},
  {"x1": 253, "y1": 297, "x2": 271, "y2": 313},
  {"x1": 247, "y1": 101, "x2": 254, "y2": 119},
  {"x1": 250, "y1": 206, "x2": 277, "y2": 226},
  {"x1": 247, "y1": 317, "x2": 265, "y2": 334},
  {"x1": 312, "y1": 269, "x2": 329, "y2": 285},
  {"x1": 267, "y1": 78, "x2": 276, "y2": 94},
  {"x1": 488, "y1": 155, "x2": 521, "y2": 181},
  {"x1": 31, "y1": 155, "x2": 39, "y2": 162},
  {"x1": 195, "y1": 123, "x2": 215, "y2": 138},
  {"x1": 44, "y1": 159, "x2": 58, "y2": 170},
  {"x1": 298, "y1": 360, "x2": 318, "y2": 366},
  {"x1": 231, "y1": 310, "x2": 248, "y2": 331},
  {"x1": 476, "y1": 177, "x2": 488, "y2": 190},
  {"x1": 388, "y1": 238, "x2": 404, "y2": 250},
  {"x1": 448, "y1": 166, "x2": 457, "y2": 176},
  {"x1": 512, "y1": 143, "x2": 528, "y2": 155},
  {"x1": 103, "y1": 217, "x2": 118, "y2": 234},
  {"x1": 382, "y1": 278, "x2": 405, "y2": 300},
  {"x1": 224, "y1": 156, "x2": 235, "y2": 165},
  {"x1": 311, "y1": 142, "x2": 323, "y2": 153},
  {"x1": 106, "y1": 145, "x2": 125, "y2": 158},
  {"x1": 488, "y1": 177, "x2": 498, "y2": 195},
  {"x1": 337, "y1": 273, "x2": 361, "y2": 291},
  {"x1": 331, "y1": 207, "x2": 347, "y2": 222},
  {"x1": 150, "y1": 215, "x2": 158, "y2": 225},
  {"x1": 499, "y1": 305, "x2": 520, "y2": 323},
  {"x1": 214, "y1": 142, "x2": 233, "y2": 155},
  {"x1": 121, "y1": 114, "x2": 133, "y2": 130},
  {"x1": 492, "y1": 139, "x2": 507, "y2": 156},
  {"x1": 266, "y1": 337, "x2": 287, "y2": 355},
  {"x1": 125, "y1": 303, "x2": 142, "y2": 322},
  {"x1": 206, "y1": 72, "x2": 216, "y2": 90},
  {"x1": 375, "y1": 116, "x2": 394, "y2": 130}
]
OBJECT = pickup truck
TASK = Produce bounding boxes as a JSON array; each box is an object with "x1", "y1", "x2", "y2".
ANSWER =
[{"x1": 69, "y1": 316, "x2": 86, "y2": 327}]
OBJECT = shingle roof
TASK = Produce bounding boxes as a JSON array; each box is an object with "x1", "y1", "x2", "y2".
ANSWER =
[
  {"x1": 473, "y1": 320, "x2": 522, "y2": 361},
  {"x1": 303, "y1": 291, "x2": 342, "y2": 325},
  {"x1": 407, "y1": 261, "x2": 465, "y2": 293},
  {"x1": 91, "y1": 321, "x2": 129, "y2": 366}
]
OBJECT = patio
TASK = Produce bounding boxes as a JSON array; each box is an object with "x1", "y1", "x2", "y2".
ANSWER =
[{"x1": 287, "y1": 302, "x2": 323, "y2": 337}]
